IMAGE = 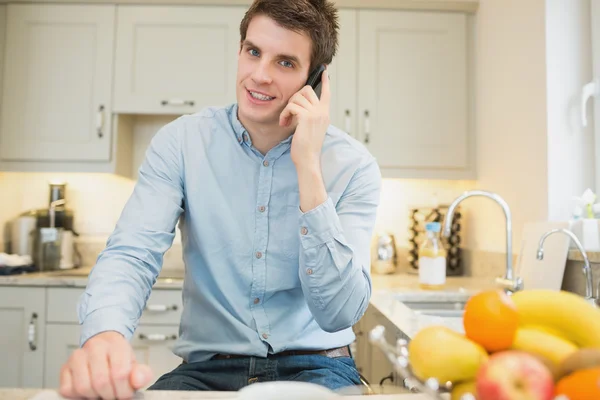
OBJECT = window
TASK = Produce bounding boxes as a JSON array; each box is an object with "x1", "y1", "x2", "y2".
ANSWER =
[{"x1": 591, "y1": 0, "x2": 600, "y2": 191}]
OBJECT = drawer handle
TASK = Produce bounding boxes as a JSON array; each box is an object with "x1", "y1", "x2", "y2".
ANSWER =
[
  {"x1": 28, "y1": 312, "x2": 38, "y2": 351},
  {"x1": 138, "y1": 333, "x2": 177, "y2": 342},
  {"x1": 96, "y1": 105, "x2": 105, "y2": 138},
  {"x1": 363, "y1": 110, "x2": 370, "y2": 144},
  {"x1": 161, "y1": 99, "x2": 195, "y2": 107},
  {"x1": 145, "y1": 304, "x2": 178, "y2": 312}
]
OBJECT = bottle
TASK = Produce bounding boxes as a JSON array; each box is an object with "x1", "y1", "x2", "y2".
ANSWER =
[{"x1": 418, "y1": 222, "x2": 447, "y2": 289}]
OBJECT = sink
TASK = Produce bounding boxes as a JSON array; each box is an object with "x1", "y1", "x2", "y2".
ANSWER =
[{"x1": 400, "y1": 300, "x2": 465, "y2": 318}]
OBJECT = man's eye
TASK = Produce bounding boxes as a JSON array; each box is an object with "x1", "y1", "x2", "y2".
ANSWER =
[
  {"x1": 280, "y1": 60, "x2": 293, "y2": 68},
  {"x1": 248, "y1": 49, "x2": 260, "y2": 57}
]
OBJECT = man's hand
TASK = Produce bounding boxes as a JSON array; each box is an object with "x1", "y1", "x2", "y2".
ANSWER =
[
  {"x1": 280, "y1": 68, "x2": 330, "y2": 168},
  {"x1": 59, "y1": 331, "x2": 154, "y2": 400},
  {"x1": 280, "y1": 68, "x2": 330, "y2": 212}
]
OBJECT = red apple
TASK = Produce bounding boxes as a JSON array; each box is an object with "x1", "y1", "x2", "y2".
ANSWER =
[{"x1": 476, "y1": 350, "x2": 554, "y2": 400}]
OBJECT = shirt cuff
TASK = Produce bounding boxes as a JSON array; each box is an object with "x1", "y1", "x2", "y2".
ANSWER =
[
  {"x1": 79, "y1": 307, "x2": 136, "y2": 347},
  {"x1": 298, "y1": 197, "x2": 342, "y2": 250}
]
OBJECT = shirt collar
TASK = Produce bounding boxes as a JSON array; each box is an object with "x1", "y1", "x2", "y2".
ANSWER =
[{"x1": 229, "y1": 103, "x2": 295, "y2": 147}]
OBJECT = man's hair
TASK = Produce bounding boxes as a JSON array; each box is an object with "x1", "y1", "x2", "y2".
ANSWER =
[{"x1": 239, "y1": 0, "x2": 339, "y2": 71}]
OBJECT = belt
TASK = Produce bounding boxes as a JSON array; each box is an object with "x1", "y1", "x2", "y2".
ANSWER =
[{"x1": 211, "y1": 345, "x2": 351, "y2": 360}]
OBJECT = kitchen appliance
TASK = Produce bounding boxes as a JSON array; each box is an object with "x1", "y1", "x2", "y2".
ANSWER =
[
  {"x1": 7, "y1": 182, "x2": 79, "y2": 271},
  {"x1": 372, "y1": 232, "x2": 397, "y2": 274},
  {"x1": 407, "y1": 205, "x2": 463, "y2": 276}
]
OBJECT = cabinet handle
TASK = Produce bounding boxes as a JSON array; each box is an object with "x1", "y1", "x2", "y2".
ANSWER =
[
  {"x1": 363, "y1": 110, "x2": 370, "y2": 144},
  {"x1": 161, "y1": 99, "x2": 195, "y2": 107},
  {"x1": 138, "y1": 333, "x2": 177, "y2": 341},
  {"x1": 96, "y1": 105, "x2": 105, "y2": 138},
  {"x1": 145, "y1": 304, "x2": 178, "y2": 312},
  {"x1": 28, "y1": 312, "x2": 38, "y2": 351},
  {"x1": 344, "y1": 109, "x2": 352, "y2": 134}
]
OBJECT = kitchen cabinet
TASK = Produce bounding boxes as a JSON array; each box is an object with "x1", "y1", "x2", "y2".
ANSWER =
[
  {"x1": 356, "y1": 10, "x2": 474, "y2": 179},
  {"x1": 0, "y1": 287, "x2": 46, "y2": 388},
  {"x1": 0, "y1": 4, "x2": 115, "y2": 162},
  {"x1": 44, "y1": 324, "x2": 182, "y2": 389},
  {"x1": 43, "y1": 287, "x2": 183, "y2": 389},
  {"x1": 0, "y1": 4, "x2": 475, "y2": 180},
  {"x1": 328, "y1": 10, "x2": 358, "y2": 137},
  {"x1": 113, "y1": 5, "x2": 247, "y2": 115}
]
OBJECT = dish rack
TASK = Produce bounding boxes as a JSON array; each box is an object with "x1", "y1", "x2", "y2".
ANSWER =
[{"x1": 368, "y1": 326, "x2": 570, "y2": 400}]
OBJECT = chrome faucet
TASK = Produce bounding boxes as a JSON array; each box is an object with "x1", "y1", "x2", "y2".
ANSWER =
[
  {"x1": 443, "y1": 190, "x2": 523, "y2": 293},
  {"x1": 537, "y1": 228, "x2": 597, "y2": 305}
]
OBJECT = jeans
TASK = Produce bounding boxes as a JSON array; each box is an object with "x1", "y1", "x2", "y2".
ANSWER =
[{"x1": 147, "y1": 355, "x2": 362, "y2": 392}]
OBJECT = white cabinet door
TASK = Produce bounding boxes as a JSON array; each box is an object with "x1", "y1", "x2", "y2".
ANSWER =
[
  {"x1": 44, "y1": 324, "x2": 182, "y2": 389},
  {"x1": 113, "y1": 5, "x2": 247, "y2": 115},
  {"x1": 0, "y1": 287, "x2": 45, "y2": 388},
  {"x1": 358, "y1": 10, "x2": 471, "y2": 178},
  {"x1": 0, "y1": 5, "x2": 115, "y2": 162},
  {"x1": 328, "y1": 9, "x2": 358, "y2": 138}
]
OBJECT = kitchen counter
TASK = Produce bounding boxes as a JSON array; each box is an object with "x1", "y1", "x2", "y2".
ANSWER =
[
  {"x1": 1, "y1": 388, "x2": 437, "y2": 400},
  {"x1": 0, "y1": 265, "x2": 497, "y2": 294}
]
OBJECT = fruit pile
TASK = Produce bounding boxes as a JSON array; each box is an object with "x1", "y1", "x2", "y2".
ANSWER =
[{"x1": 407, "y1": 289, "x2": 600, "y2": 400}]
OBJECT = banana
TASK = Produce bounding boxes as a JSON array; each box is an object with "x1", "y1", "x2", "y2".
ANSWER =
[
  {"x1": 512, "y1": 289, "x2": 600, "y2": 348},
  {"x1": 511, "y1": 326, "x2": 578, "y2": 366}
]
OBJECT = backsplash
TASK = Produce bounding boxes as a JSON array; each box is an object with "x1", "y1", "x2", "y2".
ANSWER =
[{"x1": 0, "y1": 115, "x2": 478, "y2": 273}]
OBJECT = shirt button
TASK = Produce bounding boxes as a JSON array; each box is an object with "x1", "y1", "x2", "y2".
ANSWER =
[
  {"x1": 262, "y1": 333, "x2": 269, "y2": 339},
  {"x1": 301, "y1": 227, "x2": 308, "y2": 235},
  {"x1": 243, "y1": 134, "x2": 249, "y2": 142},
  {"x1": 258, "y1": 206, "x2": 266, "y2": 213},
  {"x1": 256, "y1": 251, "x2": 263, "y2": 259},
  {"x1": 254, "y1": 298, "x2": 260, "y2": 304},
  {"x1": 237, "y1": 136, "x2": 242, "y2": 143},
  {"x1": 306, "y1": 268, "x2": 313, "y2": 275},
  {"x1": 263, "y1": 160, "x2": 269, "y2": 167}
]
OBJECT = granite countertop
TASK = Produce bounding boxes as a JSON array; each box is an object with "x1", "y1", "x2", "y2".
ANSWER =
[
  {"x1": 0, "y1": 265, "x2": 497, "y2": 294},
  {"x1": 0, "y1": 266, "x2": 184, "y2": 289},
  {"x1": 2, "y1": 388, "x2": 436, "y2": 400}
]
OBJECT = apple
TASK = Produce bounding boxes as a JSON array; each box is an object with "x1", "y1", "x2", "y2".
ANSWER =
[{"x1": 476, "y1": 350, "x2": 554, "y2": 400}]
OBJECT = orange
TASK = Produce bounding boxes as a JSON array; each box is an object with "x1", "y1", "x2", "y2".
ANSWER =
[
  {"x1": 463, "y1": 289, "x2": 519, "y2": 352},
  {"x1": 555, "y1": 367, "x2": 600, "y2": 400}
]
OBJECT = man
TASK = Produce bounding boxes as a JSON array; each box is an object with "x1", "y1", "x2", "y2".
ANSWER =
[{"x1": 59, "y1": 0, "x2": 381, "y2": 398}]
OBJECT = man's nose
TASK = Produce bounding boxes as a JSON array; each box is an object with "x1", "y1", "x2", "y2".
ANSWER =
[{"x1": 251, "y1": 61, "x2": 273, "y2": 85}]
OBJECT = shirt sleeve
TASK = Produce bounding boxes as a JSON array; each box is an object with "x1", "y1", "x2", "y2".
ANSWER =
[
  {"x1": 77, "y1": 122, "x2": 185, "y2": 346},
  {"x1": 297, "y1": 157, "x2": 381, "y2": 333}
]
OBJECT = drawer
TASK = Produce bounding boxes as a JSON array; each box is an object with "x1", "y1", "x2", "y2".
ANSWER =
[{"x1": 47, "y1": 287, "x2": 183, "y2": 325}]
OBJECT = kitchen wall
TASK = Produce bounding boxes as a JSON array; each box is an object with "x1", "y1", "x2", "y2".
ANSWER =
[
  {"x1": 0, "y1": 115, "x2": 476, "y2": 270},
  {"x1": 464, "y1": 0, "x2": 596, "y2": 255},
  {"x1": 546, "y1": 0, "x2": 595, "y2": 221}
]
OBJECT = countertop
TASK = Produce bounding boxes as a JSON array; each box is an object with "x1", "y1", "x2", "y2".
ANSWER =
[
  {"x1": 0, "y1": 265, "x2": 498, "y2": 294},
  {"x1": 0, "y1": 389, "x2": 439, "y2": 400}
]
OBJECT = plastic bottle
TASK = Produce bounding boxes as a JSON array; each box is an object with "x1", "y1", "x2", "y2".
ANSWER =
[{"x1": 418, "y1": 222, "x2": 447, "y2": 289}]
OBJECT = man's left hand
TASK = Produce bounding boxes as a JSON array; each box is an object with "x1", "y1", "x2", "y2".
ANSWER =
[{"x1": 280, "y1": 68, "x2": 330, "y2": 168}]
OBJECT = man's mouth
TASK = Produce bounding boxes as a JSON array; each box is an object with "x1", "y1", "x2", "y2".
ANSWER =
[{"x1": 247, "y1": 89, "x2": 275, "y2": 101}]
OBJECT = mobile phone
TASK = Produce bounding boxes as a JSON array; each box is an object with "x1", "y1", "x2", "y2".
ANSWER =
[{"x1": 306, "y1": 64, "x2": 326, "y2": 99}]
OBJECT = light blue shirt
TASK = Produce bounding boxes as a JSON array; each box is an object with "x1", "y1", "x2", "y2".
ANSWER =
[{"x1": 78, "y1": 103, "x2": 381, "y2": 363}]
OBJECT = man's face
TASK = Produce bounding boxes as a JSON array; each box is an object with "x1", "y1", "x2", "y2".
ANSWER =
[{"x1": 236, "y1": 15, "x2": 312, "y2": 128}]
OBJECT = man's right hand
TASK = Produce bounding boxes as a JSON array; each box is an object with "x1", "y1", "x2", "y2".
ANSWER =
[{"x1": 59, "y1": 331, "x2": 154, "y2": 399}]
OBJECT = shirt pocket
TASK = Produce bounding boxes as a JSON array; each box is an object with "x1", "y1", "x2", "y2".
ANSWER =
[{"x1": 269, "y1": 191, "x2": 301, "y2": 261}]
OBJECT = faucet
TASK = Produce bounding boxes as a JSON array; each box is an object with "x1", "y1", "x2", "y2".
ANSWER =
[
  {"x1": 537, "y1": 228, "x2": 597, "y2": 306},
  {"x1": 443, "y1": 190, "x2": 524, "y2": 293}
]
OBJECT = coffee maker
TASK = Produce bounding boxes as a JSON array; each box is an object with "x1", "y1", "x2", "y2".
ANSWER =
[{"x1": 9, "y1": 182, "x2": 78, "y2": 271}]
